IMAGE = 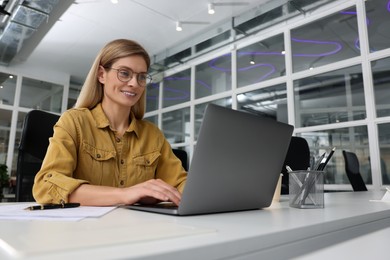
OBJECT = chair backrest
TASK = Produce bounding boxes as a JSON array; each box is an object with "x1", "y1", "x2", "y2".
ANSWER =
[
  {"x1": 16, "y1": 110, "x2": 60, "y2": 202},
  {"x1": 281, "y1": 136, "x2": 311, "y2": 194},
  {"x1": 172, "y1": 148, "x2": 188, "y2": 171},
  {"x1": 342, "y1": 150, "x2": 367, "y2": 191}
]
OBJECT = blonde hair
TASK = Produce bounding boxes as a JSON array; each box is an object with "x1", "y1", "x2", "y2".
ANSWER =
[{"x1": 74, "y1": 39, "x2": 150, "y2": 119}]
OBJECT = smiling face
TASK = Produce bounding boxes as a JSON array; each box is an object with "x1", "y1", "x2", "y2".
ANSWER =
[{"x1": 99, "y1": 55, "x2": 147, "y2": 111}]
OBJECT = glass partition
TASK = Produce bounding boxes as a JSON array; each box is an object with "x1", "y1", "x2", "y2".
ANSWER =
[
  {"x1": 0, "y1": 73, "x2": 17, "y2": 106},
  {"x1": 291, "y1": 7, "x2": 359, "y2": 72},
  {"x1": 10, "y1": 111, "x2": 27, "y2": 176},
  {"x1": 196, "y1": 54, "x2": 232, "y2": 99},
  {"x1": 366, "y1": 0, "x2": 390, "y2": 52},
  {"x1": 378, "y1": 123, "x2": 390, "y2": 185},
  {"x1": 0, "y1": 110, "x2": 12, "y2": 165},
  {"x1": 67, "y1": 85, "x2": 81, "y2": 109},
  {"x1": 299, "y1": 125, "x2": 370, "y2": 185},
  {"x1": 294, "y1": 65, "x2": 365, "y2": 127},
  {"x1": 162, "y1": 69, "x2": 191, "y2": 108},
  {"x1": 237, "y1": 34, "x2": 285, "y2": 88},
  {"x1": 146, "y1": 81, "x2": 160, "y2": 112},
  {"x1": 162, "y1": 107, "x2": 190, "y2": 144},
  {"x1": 237, "y1": 83, "x2": 287, "y2": 123},
  {"x1": 371, "y1": 56, "x2": 390, "y2": 117},
  {"x1": 144, "y1": 115, "x2": 158, "y2": 126},
  {"x1": 20, "y1": 77, "x2": 63, "y2": 113}
]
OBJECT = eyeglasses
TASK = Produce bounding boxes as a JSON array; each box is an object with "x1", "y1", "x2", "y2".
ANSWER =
[{"x1": 105, "y1": 67, "x2": 152, "y2": 86}]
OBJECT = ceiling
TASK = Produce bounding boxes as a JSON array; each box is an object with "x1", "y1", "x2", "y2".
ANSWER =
[{"x1": 1, "y1": 0, "x2": 278, "y2": 84}]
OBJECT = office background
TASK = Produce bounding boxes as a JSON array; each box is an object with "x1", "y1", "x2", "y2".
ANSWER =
[{"x1": 0, "y1": 0, "x2": 389, "y2": 192}]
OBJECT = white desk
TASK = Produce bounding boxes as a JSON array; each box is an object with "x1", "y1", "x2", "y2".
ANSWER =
[
  {"x1": 0, "y1": 191, "x2": 389, "y2": 260},
  {"x1": 297, "y1": 226, "x2": 390, "y2": 260}
]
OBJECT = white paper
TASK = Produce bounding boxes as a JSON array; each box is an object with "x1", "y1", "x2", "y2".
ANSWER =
[{"x1": 0, "y1": 203, "x2": 116, "y2": 221}]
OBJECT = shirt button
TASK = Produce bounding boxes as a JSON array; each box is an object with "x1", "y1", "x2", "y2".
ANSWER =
[
  {"x1": 47, "y1": 173, "x2": 52, "y2": 178},
  {"x1": 121, "y1": 159, "x2": 124, "y2": 164},
  {"x1": 116, "y1": 137, "x2": 121, "y2": 142},
  {"x1": 96, "y1": 154, "x2": 101, "y2": 158},
  {"x1": 120, "y1": 180, "x2": 124, "y2": 185}
]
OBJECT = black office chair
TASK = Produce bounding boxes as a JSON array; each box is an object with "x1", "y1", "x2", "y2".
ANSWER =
[
  {"x1": 172, "y1": 148, "x2": 188, "y2": 171},
  {"x1": 16, "y1": 110, "x2": 60, "y2": 202},
  {"x1": 281, "y1": 136, "x2": 311, "y2": 194},
  {"x1": 342, "y1": 150, "x2": 367, "y2": 191}
]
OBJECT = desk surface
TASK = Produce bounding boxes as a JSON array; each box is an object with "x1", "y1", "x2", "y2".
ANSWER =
[{"x1": 0, "y1": 191, "x2": 390, "y2": 260}]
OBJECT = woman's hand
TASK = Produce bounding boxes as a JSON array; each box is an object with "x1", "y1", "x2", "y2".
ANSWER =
[
  {"x1": 69, "y1": 179, "x2": 181, "y2": 206},
  {"x1": 123, "y1": 179, "x2": 182, "y2": 206}
]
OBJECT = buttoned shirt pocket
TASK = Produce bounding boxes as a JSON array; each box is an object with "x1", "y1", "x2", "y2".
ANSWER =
[
  {"x1": 80, "y1": 141, "x2": 116, "y2": 184},
  {"x1": 133, "y1": 151, "x2": 161, "y2": 181}
]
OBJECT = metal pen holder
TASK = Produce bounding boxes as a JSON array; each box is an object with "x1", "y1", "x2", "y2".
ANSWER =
[{"x1": 289, "y1": 170, "x2": 324, "y2": 209}]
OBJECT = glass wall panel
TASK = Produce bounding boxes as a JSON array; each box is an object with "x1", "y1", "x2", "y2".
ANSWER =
[
  {"x1": 237, "y1": 83, "x2": 288, "y2": 123},
  {"x1": 162, "y1": 107, "x2": 190, "y2": 144},
  {"x1": 378, "y1": 123, "x2": 390, "y2": 185},
  {"x1": 0, "y1": 73, "x2": 17, "y2": 106},
  {"x1": 146, "y1": 81, "x2": 160, "y2": 112},
  {"x1": 20, "y1": 77, "x2": 63, "y2": 113},
  {"x1": 11, "y1": 111, "x2": 27, "y2": 176},
  {"x1": 366, "y1": 0, "x2": 390, "y2": 52},
  {"x1": 0, "y1": 109, "x2": 12, "y2": 165},
  {"x1": 162, "y1": 69, "x2": 191, "y2": 108},
  {"x1": 195, "y1": 54, "x2": 231, "y2": 99},
  {"x1": 299, "y1": 125, "x2": 370, "y2": 185},
  {"x1": 237, "y1": 34, "x2": 285, "y2": 88},
  {"x1": 371, "y1": 56, "x2": 390, "y2": 117},
  {"x1": 294, "y1": 65, "x2": 365, "y2": 127},
  {"x1": 194, "y1": 98, "x2": 231, "y2": 140},
  {"x1": 144, "y1": 115, "x2": 158, "y2": 126},
  {"x1": 67, "y1": 85, "x2": 81, "y2": 109},
  {"x1": 291, "y1": 7, "x2": 359, "y2": 72}
]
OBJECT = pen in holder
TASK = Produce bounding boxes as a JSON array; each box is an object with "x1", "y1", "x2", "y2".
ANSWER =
[{"x1": 289, "y1": 170, "x2": 324, "y2": 209}]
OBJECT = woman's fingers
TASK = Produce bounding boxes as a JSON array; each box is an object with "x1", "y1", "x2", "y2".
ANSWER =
[{"x1": 128, "y1": 179, "x2": 181, "y2": 205}]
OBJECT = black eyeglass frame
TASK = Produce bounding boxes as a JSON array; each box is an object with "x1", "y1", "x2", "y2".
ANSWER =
[{"x1": 104, "y1": 67, "x2": 152, "y2": 86}]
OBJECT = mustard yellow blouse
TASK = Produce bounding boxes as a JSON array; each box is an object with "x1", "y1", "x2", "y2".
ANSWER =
[{"x1": 33, "y1": 104, "x2": 187, "y2": 204}]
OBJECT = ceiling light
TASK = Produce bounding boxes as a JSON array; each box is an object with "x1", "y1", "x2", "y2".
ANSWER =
[
  {"x1": 208, "y1": 3, "x2": 215, "y2": 14},
  {"x1": 176, "y1": 21, "x2": 182, "y2": 31},
  {"x1": 281, "y1": 50, "x2": 286, "y2": 55},
  {"x1": 207, "y1": 2, "x2": 249, "y2": 15},
  {"x1": 111, "y1": 0, "x2": 119, "y2": 4},
  {"x1": 175, "y1": 21, "x2": 209, "y2": 31},
  {"x1": 249, "y1": 55, "x2": 255, "y2": 65}
]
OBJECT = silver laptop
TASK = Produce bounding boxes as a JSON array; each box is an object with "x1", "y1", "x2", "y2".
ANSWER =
[{"x1": 126, "y1": 104, "x2": 293, "y2": 216}]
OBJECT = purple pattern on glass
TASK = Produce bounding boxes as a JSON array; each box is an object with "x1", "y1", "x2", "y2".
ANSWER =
[
  {"x1": 147, "y1": 77, "x2": 211, "y2": 101},
  {"x1": 291, "y1": 38, "x2": 342, "y2": 57}
]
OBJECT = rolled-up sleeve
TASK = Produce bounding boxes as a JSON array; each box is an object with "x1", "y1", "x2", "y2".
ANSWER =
[
  {"x1": 155, "y1": 139, "x2": 187, "y2": 193},
  {"x1": 33, "y1": 112, "x2": 89, "y2": 204}
]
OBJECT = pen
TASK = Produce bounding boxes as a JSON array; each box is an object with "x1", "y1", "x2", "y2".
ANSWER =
[
  {"x1": 25, "y1": 203, "x2": 80, "y2": 211},
  {"x1": 314, "y1": 152, "x2": 327, "y2": 171},
  {"x1": 318, "y1": 147, "x2": 336, "y2": 171}
]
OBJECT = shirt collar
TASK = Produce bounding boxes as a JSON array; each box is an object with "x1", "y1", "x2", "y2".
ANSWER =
[{"x1": 91, "y1": 103, "x2": 140, "y2": 138}]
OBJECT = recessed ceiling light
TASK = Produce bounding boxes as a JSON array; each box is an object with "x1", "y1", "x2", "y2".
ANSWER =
[
  {"x1": 208, "y1": 3, "x2": 215, "y2": 14},
  {"x1": 176, "y1": 21, "x2": 182, "y2": 31}
]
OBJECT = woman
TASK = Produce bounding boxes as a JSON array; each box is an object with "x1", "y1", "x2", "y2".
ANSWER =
[{"x1": 33, "y1": 39, "x2": 187, "y2": 206}]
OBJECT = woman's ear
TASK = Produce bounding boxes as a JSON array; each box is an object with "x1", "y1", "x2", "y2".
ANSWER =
[{"x1": 98, "y1": 66, "x2": 106, "y2": 84}]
